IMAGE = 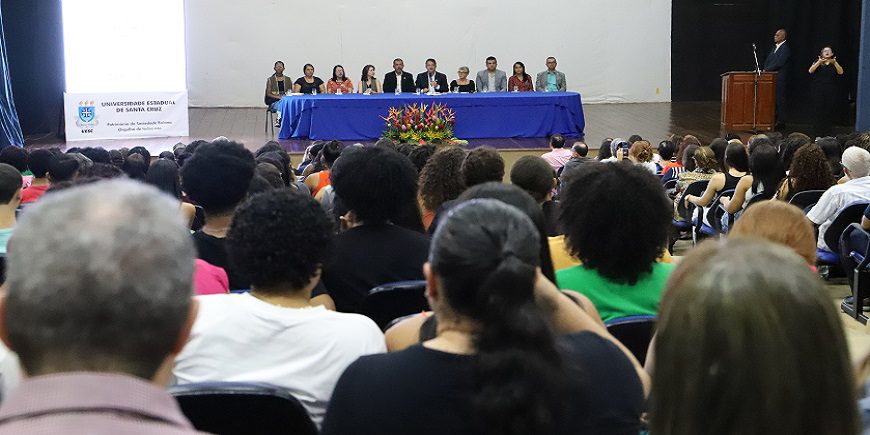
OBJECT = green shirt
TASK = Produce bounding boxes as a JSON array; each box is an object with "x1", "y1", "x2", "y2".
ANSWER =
[{"x1": 556, "y1": 262, "x2": 675, "y2": 323}]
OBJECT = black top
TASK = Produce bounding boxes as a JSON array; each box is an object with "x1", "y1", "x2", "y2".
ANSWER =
[
  {"x1": 415, "y1": 71, "x2": 450, "y2": 93},
  {"x1": 382, "y1": 71, "x2": 415, "y2": 93},
  {"x1": 277, "y1": 80, "x2": 286, "y2": 94},
  {"x1": 723, "y1": 171, "x2": 744, "y2": 192},
  {"x1": 192, "y1": 231, "x2": 251, "y2": 290},
  {"x1": 449, "y1": 80, "x2": 476, "y2": 93},
  {"x1": 321, "y1": 223, "x2": 430, "y2": 313},
  {"x1": 321, "y1": 332, "x2": 644, "y2": 435},
  {"x1": 294, "y1": 76, "x2": 324, "y2": 94},
  {"x1": 812, "y1": 63, "x2": 839, "y2": 95}
]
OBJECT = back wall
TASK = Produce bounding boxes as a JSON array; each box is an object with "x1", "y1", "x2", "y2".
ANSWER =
[{"x1": 185, "y1": 0, "x2": 672, "y2": 107}]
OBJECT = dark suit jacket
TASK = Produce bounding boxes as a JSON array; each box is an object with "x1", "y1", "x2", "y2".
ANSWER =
[
  {"x1": 763, "y1": 41, "x2": 791, "y2": 81},
  {"x1": 415, "y1": 71, "x2": 449, "y2": 93},
  {"x1": 382, "y1": 71, "x2": 415, "y2": 93}
]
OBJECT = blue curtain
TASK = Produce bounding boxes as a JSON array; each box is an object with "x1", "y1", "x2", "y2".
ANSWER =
[
  {"x1": 858, "y1": 0, "x2": 870, "y2": 131},
  {"x1": 0, "y1": 4, "x2": 23, "y2": 148}
]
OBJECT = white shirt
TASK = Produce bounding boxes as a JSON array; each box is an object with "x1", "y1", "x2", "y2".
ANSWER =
[
  {"x1": 807, "y1": 176, "x2": 870, "y2": 250},
  {"x1": 488, "y1": 72, "x2": 496, "y2": 91},
  {"x1": 172, "y1": 293, "x2": 385, "y2": 428},
  {"x1": 775, "y1": 41, "x2": 786, "y2": 53},
  {"x1": 395, "y1": 72, "x2": 404, "y2": 92}
]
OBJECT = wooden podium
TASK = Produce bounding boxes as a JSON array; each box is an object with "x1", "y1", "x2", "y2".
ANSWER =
[{"x1": 720, "y1": 71, "x2": 777, "y2": 132}]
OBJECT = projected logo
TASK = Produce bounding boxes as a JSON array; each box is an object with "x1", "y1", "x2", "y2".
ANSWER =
[{"x1": 75, "y1": 100, "x2": 98, "y2": 130}]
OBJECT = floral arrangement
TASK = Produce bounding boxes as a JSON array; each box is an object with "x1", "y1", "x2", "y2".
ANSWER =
[{"x1": 381, "y1": 103, "x2": 466, "y2": 145}]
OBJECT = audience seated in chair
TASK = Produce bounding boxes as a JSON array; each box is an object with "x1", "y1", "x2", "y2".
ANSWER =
[
  {"x1": 510, "y1": 155, "x2": 561, "y2": 236},
  {"x1": 0, "y1": 164, "x2": 21, "y2": 255},
  {"x1": 384, "y1": 183, "x2": 577, "y2": 353},
  {"x1": 685, "y1": 142, "x2": 749, "y2": 227},
  {"x1": 0, "y1": 147, "x2": 31, "y2": 189},
  {"x1": 648, "y1": 238, "x2": 857, "y2": 435},
  {"x1": 775, "y1": 143, "x2": 836, "y2": 201},
  {"x1": 720, "y1": 144, "x2": 784, "y2": 228},
  {"x1": 729, "y1": 201, "x2": 816, "y2": 265},
  {"x1": 173, "y1": 189, "x2": 384, "y2": 428},
  {"x1": 672, "y1": 146, "x2": 718, "y2": 221},
  {"x1": 20, "y1": 149, "x2": 54, "y2": 204},
  {"x1": 0, "y1": 180, "x2": 202, "y2": 434},
  {"x1": 807, "y1": 146, "x2": 870, "y2": 252},
  {"x1": 540, "y1": 134, "x2": 572, "y2": 171},
  {"x1": 426, "y1": 146, "x2": 505, "y2": 234},
  {"x1": 322, "y1": 146, "x2": 430, "y2": 313},
  {"x1": 145, "y1": 159, "x2": 197, "y2": 228},
  {"x1": 322, "y1": 199, "x2": 649, "y2": 435},
  {"x1": 556, "y1": 162, "x2": 674, "y2": 323},
  {"x1": 181, "y1": 139, "x2": 256, "y2": 290},
  {"x1": 304, "y1": 141, "x2": 343, "y2": 199},
  {"x1": 418, "y1": 147, "x2": 468, "y2": 230}
]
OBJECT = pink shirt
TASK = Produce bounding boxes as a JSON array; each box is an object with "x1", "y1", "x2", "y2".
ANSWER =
[
  {"x1": 0, "y1": 372, "x2": 205, "y2": 434},
  {"x1": 194, "y1": 259, "x2": 229, "y2": 295},
  {"x1": 541, "y1": 148, "x2": 574, "y2": 170}
]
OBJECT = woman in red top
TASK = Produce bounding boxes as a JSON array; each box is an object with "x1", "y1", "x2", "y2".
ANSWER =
[
  {"x1": 508, "y1": 62, "x2": 534, "y2": 92},
  {"x1": 326, "y1": 65, "x2": 354, "y2": 94}
]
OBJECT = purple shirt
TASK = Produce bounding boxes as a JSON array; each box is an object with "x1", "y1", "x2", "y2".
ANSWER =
[{"x1": 0, "y1": 372, "x2": 206, "y2": 434}]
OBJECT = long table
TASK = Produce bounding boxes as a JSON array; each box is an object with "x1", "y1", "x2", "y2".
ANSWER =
[{"x1": 277, "y1": 92, "x2": 585, "y2": 141}]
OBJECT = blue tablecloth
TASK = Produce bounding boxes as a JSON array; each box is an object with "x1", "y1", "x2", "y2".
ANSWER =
[{"x1": 277, "y1": 92, "x2": 585, "y2": 140}]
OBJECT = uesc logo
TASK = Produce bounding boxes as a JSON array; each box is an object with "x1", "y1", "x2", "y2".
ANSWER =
[{"x1": 75, "y1": 100, "x2": 98, "y2": 129}]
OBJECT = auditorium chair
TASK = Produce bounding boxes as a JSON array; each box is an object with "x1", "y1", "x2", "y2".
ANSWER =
[
  {"x1": 816, "y1": 202, "x2": 869, "y2": 269},
  {"x1": 605, "y1": 315, "x2": 656, "y2": 364},
  {"x1": 169, "y1": 381, "x2": 317, "y2": 435},
  {"x1": 841, "y1": 223, "x2": 870, "y2": 324},
  {"x1": 701, "y1": 189, "x2": 735, "y2": 236},
  {"x1": 788, "y1": 189, "x2": 826, "y2": 213},
  {"x1": 361, "y1": 280, "x2": 429, "y2": 330}
]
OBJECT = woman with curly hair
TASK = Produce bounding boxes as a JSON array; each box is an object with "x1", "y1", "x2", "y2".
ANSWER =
[
  {"x1": 776, "y1": 143, "x2": 835, "y2": 200},
  {"x1": 557, "y1": 162, "x2": 674, "y2": 322},
  {"x1": 418, "y1": 146, "x2": 468, "y2": 230}
]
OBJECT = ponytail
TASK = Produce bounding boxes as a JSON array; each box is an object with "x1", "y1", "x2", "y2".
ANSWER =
[
  {"x1": 431, "y1": 199, "x2": 564, "y2": 435},
  {"x1": 472, "y1": 253, "x2": 564, "y2": 435}
]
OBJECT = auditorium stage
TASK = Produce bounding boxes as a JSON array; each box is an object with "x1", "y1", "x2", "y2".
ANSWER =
[{"x1": 27, "y1": 101, "x2": 728, "y2": 155}]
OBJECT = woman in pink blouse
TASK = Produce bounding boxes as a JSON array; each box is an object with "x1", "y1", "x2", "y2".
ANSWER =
[
  {"x1": 327, "y1": 65, "x2": 354, "y2": 94},
  {"x1": 508, "y1": 62, "x2": 535, "y2": 92}
]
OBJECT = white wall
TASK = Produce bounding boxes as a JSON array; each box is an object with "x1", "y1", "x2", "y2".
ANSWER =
[{"x1": 185, "y1": 0, "x2": 671, "y2": 107}]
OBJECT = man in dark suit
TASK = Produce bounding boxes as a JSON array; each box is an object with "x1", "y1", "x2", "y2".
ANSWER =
[
  {"x1": 382, "y1": 58, "x2": 415, "y2": 93},
  {"x1": 415, "y1": 58, "x2": 449, "y2": 93},
  {"x1": 763, "y1": 28, "x2": 791, "y2": 126}
]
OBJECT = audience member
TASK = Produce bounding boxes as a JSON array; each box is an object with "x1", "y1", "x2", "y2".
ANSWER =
[
  {"x1": 776, "y1": 143, "x2": 836, "y2": 200},
  {"x1": 122, "y1": 153, "x2": 148, "y2": 180},
  {"x1": 658, "y1": 140, "x2": 682, "y2": 179},
  {"x1": 510, "y1": 156, "x2": 560, "y2": 236},
  {"x1": 0, "y1": 147, "x2": 30, "y2": 188},
  {"x1": 145, "y1": 159, "x2": 197, "y2": 227},
  {"x1": 685, "y1": 142, "x2": 749, "y2": 227},
  {"x1": 557, "y1": 162, "x2": 674, "y2": 322},
  {"x1": 540, "y1": 134, "x2": 572, "y2": 171},
  {"x1": 181, "y1": 140, "x2": 256, "y2": 290},
  {"x1": 173, "y1": 189, "x2": 384, "y2": 427},
  {"x1": 79, "y1": 147, "x2": 111, "y2": 164},
  {"x1": 127, "y1": 146, "x2": 152, "y2": 171},
  {"x1": 817, "y1": 136, "x2": 844, "y2": 178},
  {"x1": 418, "y1": 147, "x2": 468, "y2": 230},
  {"x1": 20, "y1": 149, "x2": 53, "y2": 204},
  {"x1": 560, "y1": 142, "x2": 593, "y2": 178},
  {"x1": 649, "y1": 238, "x2": 856, "y2": 435},
  {"x1": 779, "y1": 132, "x2": 812, "y2": 171},
  {"x1": 0, "y1": 180, "x2": 201, "y2": 434},
  {"x1": 304, "y1": 140, "x2": 343, "y2": 198},
  {"x1": 47, "y1": 154, "x2": 79, "y2": 183},
  {"x1": 807, "y1": 146, "x2": 870, "y2": 252},
  {"x1": 82, "y1": 162, "x2": 124, "y2": 179},
  {"x1": 673, "y1": 146, "x2": 717, "y2": 221},
  {"x1": 462, "y1": 146, "x2": 504, "y2": 187},
  {"x1": 322, "y1": 199, "x2": 647, "y2": 435},
  {"x1": 709, "y1": 138, "x2": 729, "y2": 172},
  {"x1": 408, "y1": 144, "x2": 436, "y2": 173},
  {"x1": 322, "y1": 146, "x2": 430, "y2": 313},
  {"x1": 629, "y1": 140, "x2": 657, "y2": 173},
  {"x1": 597, "y1": 138, "x2": 613, "y2": 161},
  {"x1": 108, "y1": 149, "x2": 125, "y2": 167},
  {"x1": 255, "y1": 162, "x2": 285, "y2": 189},
  {"x1": 729, "y1": 201, "x2": 816, "y2": 264},
  {"x1": 0, "y1": 164, "x2": 21, "y2": 254},
  {"x1": 721, "y1": 144, "x2": 784, "y2": 221}
]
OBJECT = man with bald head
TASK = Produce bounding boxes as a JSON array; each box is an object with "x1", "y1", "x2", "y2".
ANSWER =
[{"x1": 764, "y1": 28, "x2": 791, "y2": 126}]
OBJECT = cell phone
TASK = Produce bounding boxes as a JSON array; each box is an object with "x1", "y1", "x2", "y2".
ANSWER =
[{"x1": 622, "y1": 142, "x2": 630, "y2": 160}]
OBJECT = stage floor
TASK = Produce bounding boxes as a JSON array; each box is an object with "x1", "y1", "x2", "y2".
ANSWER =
[{"x1": 25, "y1": 101, "x2": 735, "y2": 154}]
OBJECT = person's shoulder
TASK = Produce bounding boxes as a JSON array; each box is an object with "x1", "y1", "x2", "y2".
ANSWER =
[{"x1": 320, "y1": 309, "x2": 383, "y2": 334}]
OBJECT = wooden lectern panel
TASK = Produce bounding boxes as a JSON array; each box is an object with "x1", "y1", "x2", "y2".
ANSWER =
[{"x1": 720, "y1": 72, "x2": 777, "y2": 132}]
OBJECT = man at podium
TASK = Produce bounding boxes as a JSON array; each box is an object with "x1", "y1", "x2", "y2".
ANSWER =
[{"x1": 764, "y1": 29, "x2": 791, "y2": 126}]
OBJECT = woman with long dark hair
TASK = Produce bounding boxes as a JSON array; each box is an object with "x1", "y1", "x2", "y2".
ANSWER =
[
  {"x1": 322, "y1": 199, "x2": 648, "y2": 435},
  {"x1": 808, "y1": 46, "x2": 845, "y2": 137},
  {"x1": 508, "y1": 62, "x2": 534, "y2": 92},
  {"x1": 326, "y1": 64, "x2": 353, "y2": 94},
  {"x1": 144, "y1": 158, "x2": 196, "y2": 227},
  {"x1": 357, "y1": 65, "x2": 381, "y2": 94}
]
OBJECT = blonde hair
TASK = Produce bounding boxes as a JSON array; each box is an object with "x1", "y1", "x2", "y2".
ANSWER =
[
  {"x1": 729, "y1": 201, "x2": 816, "y2": 264},
  {"x1": 629, "y1": 140, "x2": 654, "y2": 163}
]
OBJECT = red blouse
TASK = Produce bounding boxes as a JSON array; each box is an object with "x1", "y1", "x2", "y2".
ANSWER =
[{"x1": 508, "y1": 75, "x2": 534, "y2": 92}]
